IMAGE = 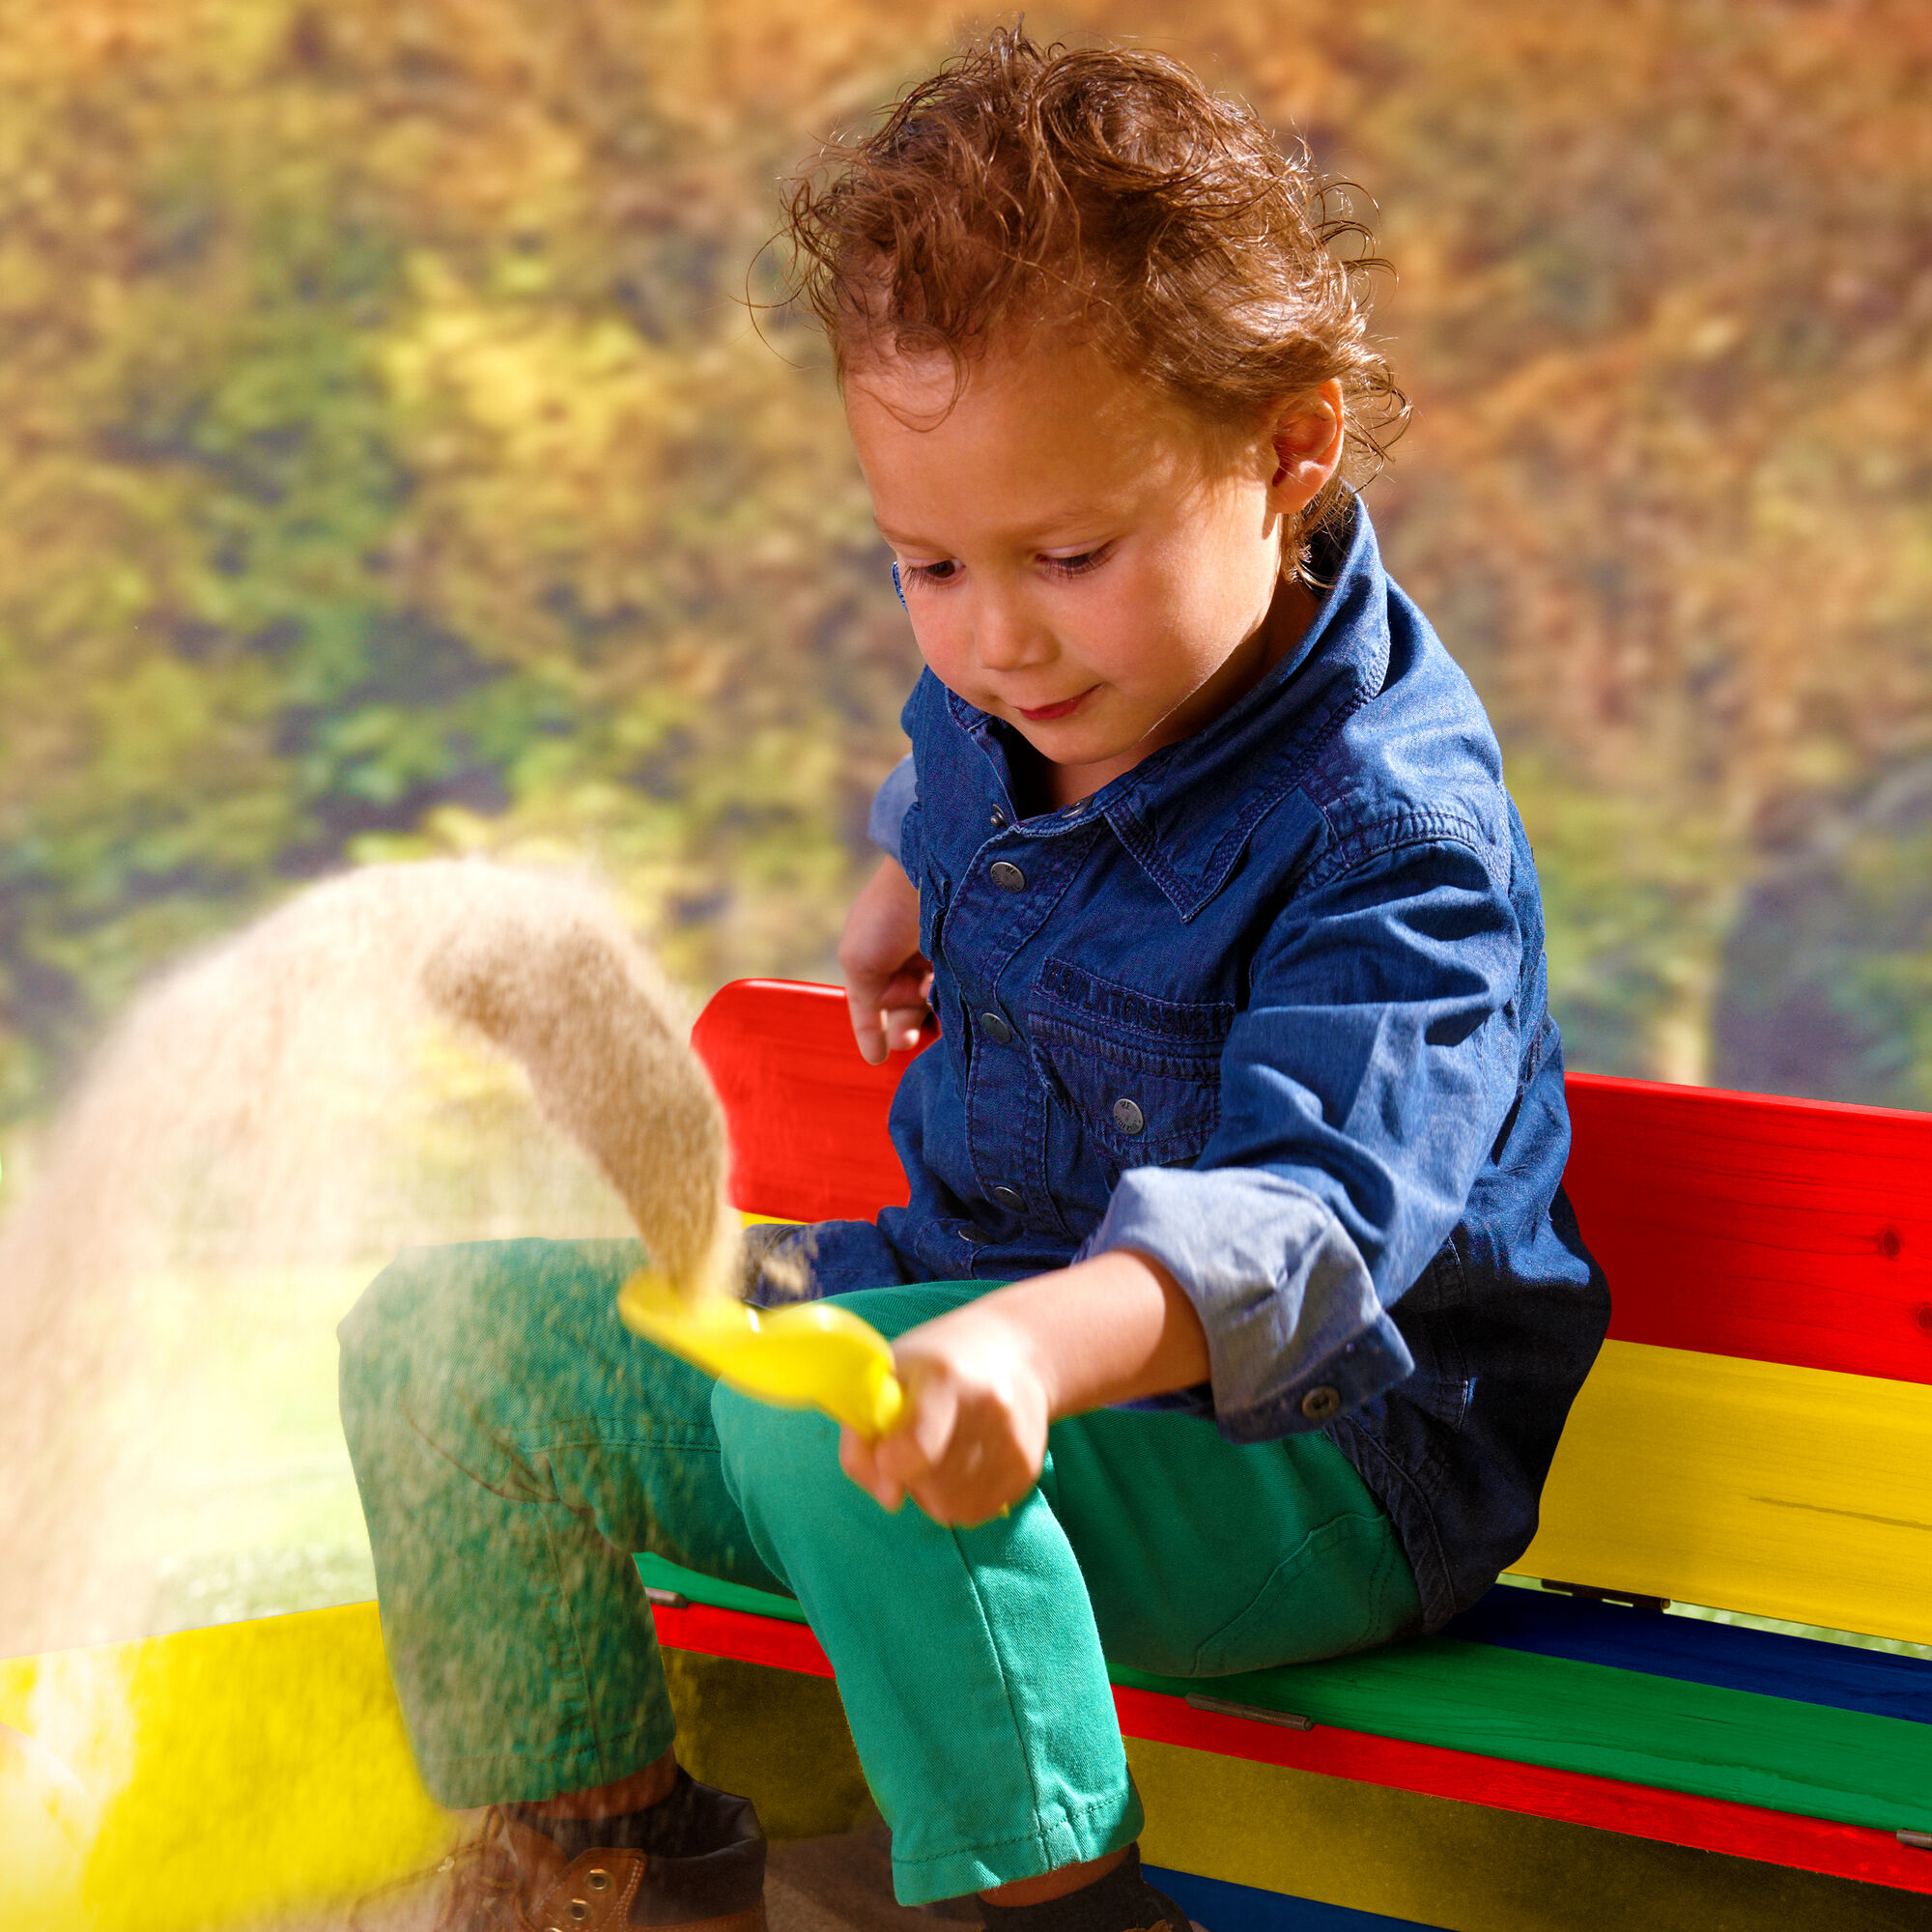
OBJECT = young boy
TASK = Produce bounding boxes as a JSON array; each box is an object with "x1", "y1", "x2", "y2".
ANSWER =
[{"x1": 338, "y1": 31, "x2": 1608, "y2": 1932}]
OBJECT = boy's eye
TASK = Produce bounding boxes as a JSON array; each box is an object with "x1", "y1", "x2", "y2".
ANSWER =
[
  {"x1": 1043, "y1": 545, "x2": 1113, "y2": 577},
  {"x1": 905, "y1": 559, "x2": 961, "y2": 586}
]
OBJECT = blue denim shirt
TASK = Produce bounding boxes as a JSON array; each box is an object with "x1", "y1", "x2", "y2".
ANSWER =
[{"x1": 770, "y1": 499, "x2": 1609, "y2": 1631}]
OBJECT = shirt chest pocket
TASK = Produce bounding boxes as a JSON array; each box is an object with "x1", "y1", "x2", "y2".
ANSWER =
[{"x1": 1027, "y1": 958, "x2": 1234, "y2": 1170}]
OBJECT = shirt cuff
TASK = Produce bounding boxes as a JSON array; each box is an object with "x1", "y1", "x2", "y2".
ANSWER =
[
  {"x1": 867, "y1": 754, "x2": 917, "y2": 861},
  {"x1": 1082, "y1": 1167, "x2": 1416, "y2": 1440}
]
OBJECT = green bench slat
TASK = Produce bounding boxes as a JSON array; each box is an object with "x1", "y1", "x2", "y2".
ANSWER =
[
  {"x1": 638, "y1": 1554, "x2": 1932, "y2": 1835},
  {"x1": 1116, "y1": 1640, "x2": 1932, "y2": 1834}
]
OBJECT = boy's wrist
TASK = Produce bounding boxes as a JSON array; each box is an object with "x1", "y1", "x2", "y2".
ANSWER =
[{"x1": 967, "y1": 1248, "x2": 1209, "y2": 1421}]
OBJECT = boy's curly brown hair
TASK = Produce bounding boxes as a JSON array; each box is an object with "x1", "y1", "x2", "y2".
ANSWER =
[{"x1": 778, "y1": 26, "x2": 1406, "y2": 562}]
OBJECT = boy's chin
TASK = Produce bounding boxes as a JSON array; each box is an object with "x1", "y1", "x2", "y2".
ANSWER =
[{"x1": 1012, "y1": 719, "x2": 1110, "y2": 764}]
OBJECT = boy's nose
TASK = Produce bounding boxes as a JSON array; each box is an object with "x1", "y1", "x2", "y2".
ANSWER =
[{"x1": 973, "y1": 595, "x2": 1054, "y2": 673}]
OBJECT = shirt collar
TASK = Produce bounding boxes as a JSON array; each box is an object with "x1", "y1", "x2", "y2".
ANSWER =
[{"x1": 947, "y1": 495, "x2": 1393, "y2": 921}]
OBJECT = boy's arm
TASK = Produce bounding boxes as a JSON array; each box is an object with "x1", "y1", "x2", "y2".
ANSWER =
[
  {"x1": 1080, "y1": 835, "x2": 1524, "y2": 1445},
  {"x1": 844, "y1": 833, "x2": 1527, "y2": 1525}
]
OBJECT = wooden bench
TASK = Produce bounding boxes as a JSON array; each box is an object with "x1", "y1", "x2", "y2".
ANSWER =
[
  {"x1": 5, "y1": 974, "x2": 1929, "y2": 1932},
  {"x1": 660, "y1": 977, "x2": 1932, "y2": 1932}
]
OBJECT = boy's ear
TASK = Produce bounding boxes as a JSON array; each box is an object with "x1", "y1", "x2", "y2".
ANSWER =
[{"x1": 1266, "y1": 380, "x2": 1348, "y2": 511}]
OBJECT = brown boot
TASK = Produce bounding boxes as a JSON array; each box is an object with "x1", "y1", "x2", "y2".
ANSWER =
[{"x1": 425, "y1": 1770, "x2": 767, "y2": 1932}]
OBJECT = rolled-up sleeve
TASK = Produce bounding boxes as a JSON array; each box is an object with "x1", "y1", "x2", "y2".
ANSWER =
[
  {"x1": 1083, "y1": 833, "x2": 1523, "y2": 1440},
  {"x1": 867, "y1": 754, "x2": 918, "y2": 860}
]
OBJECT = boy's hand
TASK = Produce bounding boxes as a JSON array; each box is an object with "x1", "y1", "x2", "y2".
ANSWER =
[
  {"x1": 837, "y1": 1250, "x2": 1211, "y2": 1525},
  {"x1": 838, "y1": 855, "x2": 931, "y2": 1065},
  {"x1": 838, "y1": 1300, "x2": 1050, "y2": 1526}
]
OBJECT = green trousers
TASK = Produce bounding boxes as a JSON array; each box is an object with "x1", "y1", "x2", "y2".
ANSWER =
[{"x1": 338, "y1": 1239, "x2": 1420, "y2": 1904}]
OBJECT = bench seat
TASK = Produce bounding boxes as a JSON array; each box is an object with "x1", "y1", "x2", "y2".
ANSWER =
[
  {"x1": 680, "y1": 978, "x2": 1932, "y2": 1924},
  {"x1": 638, "y1": 1552, "x2": 1932, "y2": 1894}
]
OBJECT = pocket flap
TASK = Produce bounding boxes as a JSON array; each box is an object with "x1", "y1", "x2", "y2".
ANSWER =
[{"x1": 1028, "y1": 957, "x2": 1233, "y2": 1165}]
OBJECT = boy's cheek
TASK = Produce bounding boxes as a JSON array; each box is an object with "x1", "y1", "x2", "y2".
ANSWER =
[{"x1": 909, "y1": 624, "x2": 978, "y2": 699}]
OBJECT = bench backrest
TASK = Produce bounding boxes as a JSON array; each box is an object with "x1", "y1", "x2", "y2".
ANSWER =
[{"x1": 692, "y1": 977, "x2": 1932, "y2": 1646}]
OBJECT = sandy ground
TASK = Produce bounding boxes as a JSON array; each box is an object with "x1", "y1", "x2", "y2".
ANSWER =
[{"x1": 769, "y1": 1824, "x2": 981, "y2": 1932}]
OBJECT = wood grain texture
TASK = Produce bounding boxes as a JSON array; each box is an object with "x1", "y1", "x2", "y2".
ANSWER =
[
  {"x1": 1117, "y1": 1644, "x2": 1932, "y2": 1834},
  {"x1": 693, "y1": 980, "x2": 1932, "y2": 1384},
  {"x1": 693, "y1": 978, "x2": 923, "y2": 1224},
  {"x1": 649, "y1": 1598, "x2": 1932, "y2": 1896},
  {"x1": 1125, "y1": 1733, "x2": 1932, "y2": 1931},
  {"x1": 644, "y1": 1558, "x2": 1932, "y2": 1836},
  {"x1": 1442, "y1": 1583, "x2": 1932, "y2": 1723},
  {"x1": 1514, "y1": 1340, "x2": 1932, "y2": 1646},
  {"x1": 1565, "y1": 1073, "x2": 1932, "y2": 1384}
]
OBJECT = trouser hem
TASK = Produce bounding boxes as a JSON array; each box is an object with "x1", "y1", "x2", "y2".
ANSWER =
[{"x1": 888, "y1": 1783, "x2": 1144, "y2": 1906}]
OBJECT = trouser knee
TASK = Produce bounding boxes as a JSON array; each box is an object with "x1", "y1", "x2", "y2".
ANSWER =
[{"x1": 337, "y1": 1243, "x2": 512, "y2": 1461}]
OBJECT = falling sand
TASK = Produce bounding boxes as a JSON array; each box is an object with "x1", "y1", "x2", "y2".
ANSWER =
[{"x1": 0, "y1": 859, "x2": 750, "y2": 1659}]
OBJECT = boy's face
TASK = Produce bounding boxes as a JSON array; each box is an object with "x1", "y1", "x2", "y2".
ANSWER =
[{"x1": 845, "y1": 337, "x2": 1341, "y2": 804}]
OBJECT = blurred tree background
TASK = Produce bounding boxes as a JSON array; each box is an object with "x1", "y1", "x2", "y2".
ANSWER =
[{"x1": 3, "y1": 0, "x2": 1930, "y2": 1138}]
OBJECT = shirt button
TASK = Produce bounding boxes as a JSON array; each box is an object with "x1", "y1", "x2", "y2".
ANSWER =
[
  {"x1": 988, "y1": 860, "x2": 1027, "y2": 892},
  {"x1": 1111, "y1": 1097, "x2": 1146, "y2": 1136},
  {"x1": 980, "y1": 1010, "x2": 1014, "y2": 1044},
  {"x1": 990, "y1": 808, "x2": 1008, "y2": 827},
  {"x1": 958, "y1": 1226, "x2": 990, "y2": 1246},
  {"x1": 990, "y1": 1184, "x2": 1025, "y2": 1212},
  {"x1": 1300, "y1": 1386, "x2": 1343, "y2": 1424}
]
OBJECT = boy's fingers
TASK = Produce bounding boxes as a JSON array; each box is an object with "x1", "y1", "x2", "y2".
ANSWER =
[
  {"x1": 872, "y1": 1425, "x2": 933, "y2": 1489},
  {"x1": 873, "y1": 1388, "x2": 953, "y2": 1497},
  {"x1": 845, "y1": 989, "x2": 889, "y2": 1065},
  {"x1": 839, "y1": 1425, "x2": 906, "y2": 1511},
  {"x1": 883, "y1": 1004, "x2": 926, "y2": 1051}
]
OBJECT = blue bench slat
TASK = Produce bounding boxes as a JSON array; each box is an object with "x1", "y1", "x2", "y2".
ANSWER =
[
  {"x1": 1147, "y1": 1867, "x2": 1450, "y2": 1932},
  {"x1": 1443, "y1": 1585, "x2": 1932, "y2": 1725}
]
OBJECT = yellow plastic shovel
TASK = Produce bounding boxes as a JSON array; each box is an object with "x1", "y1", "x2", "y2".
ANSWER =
[{"x1": 617, "y1": 1270, "x2": 906, "y2": 1439}]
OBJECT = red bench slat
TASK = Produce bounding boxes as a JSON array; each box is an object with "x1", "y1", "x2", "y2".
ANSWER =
[
  {"x1": 694, "y1": 979, "x2": 1932, "y2": 1384},
  {"x1": 692, "y1": 978, "x2": 924, "y2": 1223},
  {"x1": 1566, "y1": 1074, "x2": 1932, "y2": 1384},
  {"x1": 649, "y1": 1598, "x2": 1932, "y2": 1897}
]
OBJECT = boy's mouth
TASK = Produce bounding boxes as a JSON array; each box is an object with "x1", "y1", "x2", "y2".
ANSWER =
[{"x1": 1018, "y1": 687, "x2": 1096, "y2": 723}]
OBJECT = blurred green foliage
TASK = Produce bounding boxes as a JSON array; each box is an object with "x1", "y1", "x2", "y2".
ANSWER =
[
  {"x1": 1, "y1": 0, "x2": 1928, "y2": 1123},
  {"x1": 1713, "y1": 765, "x2": 1932, "y2": 1110}
]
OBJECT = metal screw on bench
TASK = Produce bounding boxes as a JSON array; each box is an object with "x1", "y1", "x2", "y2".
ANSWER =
[
  {"x1": 1901, "y1": 1830, "x2": 1932, "y2": 1851},
  {"x1": 1186, "y1": 1692, "x2": 1315, "y2": 1731},
  {"x1": 1541, "y1": 1579, "x2": 1672, "y2": 1614}
]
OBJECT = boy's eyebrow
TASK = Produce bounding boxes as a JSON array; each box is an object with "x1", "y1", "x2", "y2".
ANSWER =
[{"x1": 872, "y1": 510, "x2": 1117, "y2": 549}]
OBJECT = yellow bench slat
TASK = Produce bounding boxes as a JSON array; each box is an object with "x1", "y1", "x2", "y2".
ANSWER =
[{"x1": 1511, "y1": 1340, "x2": 1932, "y2": 1646}]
